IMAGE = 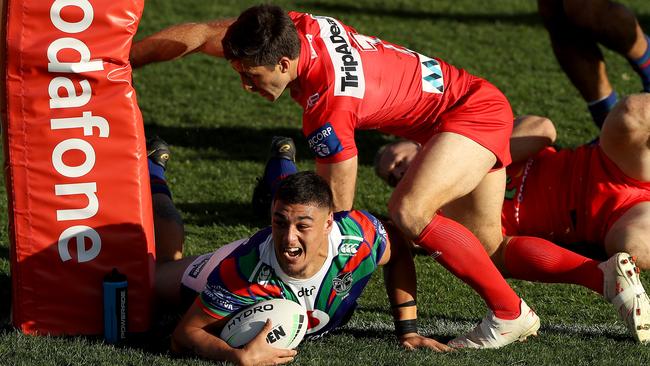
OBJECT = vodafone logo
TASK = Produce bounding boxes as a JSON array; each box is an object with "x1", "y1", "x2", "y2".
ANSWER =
[{"x1": 306, "y1": 309, "x2": 330, "y2": 334}]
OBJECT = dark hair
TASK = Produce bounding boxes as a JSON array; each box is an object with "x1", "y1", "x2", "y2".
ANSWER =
[
  {"x1": 274, "y1": 172, "x2": 334, "y2": 211},
  {"x1": 222, "y1": 4, "x2": 301, "y2": 66}
]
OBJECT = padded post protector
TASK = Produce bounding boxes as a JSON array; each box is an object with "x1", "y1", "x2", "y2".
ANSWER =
[{"x1": 3, "y1": 0, "x2": 154, "y2": 334}]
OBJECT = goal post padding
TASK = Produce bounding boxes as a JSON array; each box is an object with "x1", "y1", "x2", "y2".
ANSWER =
[{"x1": 2, "y1": 0, "x2": 155, "y2": 335}]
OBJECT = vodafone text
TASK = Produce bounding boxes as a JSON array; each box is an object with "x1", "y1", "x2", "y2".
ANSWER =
[{"x1": 48, "y1": 0, "x2": 108, "y2": 263}]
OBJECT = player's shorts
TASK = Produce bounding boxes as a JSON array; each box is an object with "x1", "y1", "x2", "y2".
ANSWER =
[
  {"x1": 435, "y1": 76, "x2": 513, "y2": 169},
  {"x1": 502, "y1": 145, "x2": 650, "y2": 249}
]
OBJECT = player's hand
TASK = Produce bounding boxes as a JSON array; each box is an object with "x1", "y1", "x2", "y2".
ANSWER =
[
  {"x1": 236, "y1": 319, "x2": 298, "y2": 366},
  {"x1": 399, "y1": 333, "x2": 454, "y2": 352}
]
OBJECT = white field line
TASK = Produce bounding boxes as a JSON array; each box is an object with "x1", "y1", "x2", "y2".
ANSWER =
[{"x1": 341, "y1": 317, "x2": 628, "y2": 338}]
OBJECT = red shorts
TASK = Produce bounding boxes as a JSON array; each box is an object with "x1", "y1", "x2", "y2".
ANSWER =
[
  {"x1": 502, "y1": 145, "x2": 650, "y2": 246},
  {"x1": 435, "y1": 77, "x2": 513, "y2": 169}
]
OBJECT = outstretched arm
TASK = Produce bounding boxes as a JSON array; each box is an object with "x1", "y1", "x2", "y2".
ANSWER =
[
  {"x1": 510, "y1": 115, "x2": 557, "y2": 163},
  {"x1": 172, "y1": 300, "x2": 297, "y2": 365},
  {"x1": 379, "y1": 220, "x2": 452, "y2": 352},
  {"x1": 130, "y1": 19, "x2": 234, "y2": 68}
]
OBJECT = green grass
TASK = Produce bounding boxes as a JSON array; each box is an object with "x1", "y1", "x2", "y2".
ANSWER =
[{"x1": 3, "y1": 0, "x2": 650, "y2": 364}]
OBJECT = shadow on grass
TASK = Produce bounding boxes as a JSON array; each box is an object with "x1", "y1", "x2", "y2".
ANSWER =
[
  {"x1": 298, "y1": 1, "x2": 650, "y2": 30},
  {"x1": 0, "y1": 272, "x2": 10, "y2": 327},
  {"x1": 144, "y1": 123, "x2": 393, "y2": 166},
  {"x1": 176, "y1": 200, "x2": 266, "y2": 227},
  {"x1": 298, "y1": 2, "x2": 541, "y2": 25}
]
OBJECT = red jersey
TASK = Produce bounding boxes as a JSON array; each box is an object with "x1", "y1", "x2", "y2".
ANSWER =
[
  {"x1": 289, "y1": 11, "x2": 477, "y2": 163},
  {"x1": 502, "y1": 145, "x2": 650, "y2": 246}
]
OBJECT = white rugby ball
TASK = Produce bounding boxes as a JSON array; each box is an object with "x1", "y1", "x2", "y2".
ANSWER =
[{"x1": 219, "y1": 298, "x2": 308, "y2": 349}]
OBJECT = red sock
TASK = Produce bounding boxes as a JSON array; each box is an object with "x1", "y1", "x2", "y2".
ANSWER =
[
  {"x1": 416, "y1": 215, "x2": 521, "y2": 319},
  {"x1": 505, "y1": 236, "x2": 603, "y2": 294}
]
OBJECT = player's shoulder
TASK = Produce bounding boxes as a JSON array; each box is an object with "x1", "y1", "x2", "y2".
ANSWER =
[
  {"x1": 334, "y1": 210, "x2": 384, "y2": 235},
  {"x1": 220, "y1": 227, "x2": 272, "y2": 275}
]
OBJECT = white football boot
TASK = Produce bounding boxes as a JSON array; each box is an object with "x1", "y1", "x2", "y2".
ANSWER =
[
  {"x1": 448, "y1": 299, "x2": 540, "y2": 349},
  {"x1": 599, "y1": 252, "x2": 650, "y2": 343}
]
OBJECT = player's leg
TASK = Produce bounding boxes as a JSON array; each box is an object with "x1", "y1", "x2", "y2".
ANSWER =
[
  {"x1": 601, "y1": 202, "x2": 650, "y2": 343},
  {"x1": 510, "y1": 115, "x2": 556, "y2": 163},
  {"x1": 155, "y1": 256, "x2": 198, "y2": 307},
  {"x1": 388, "y1": 132, "x2": 539, "y2": 348},
  {"x1": 252, "y1": 136, "x2": 298, "y2": 218},
  {"x1": 538, "y1": 0, "x2": 617, "y2": 127},
  {"x1": 561, "y1": 0, "x2": 650, "y2": 92},
  {"x1": 605, "y1": 202, "x2": 650, "y2": 269},
  {"x1": 148, "y1": 136, "x2": 185, "y2": 263},
  {"x1": 600, "y1": 93, "x2": 650, "y2": 182}
]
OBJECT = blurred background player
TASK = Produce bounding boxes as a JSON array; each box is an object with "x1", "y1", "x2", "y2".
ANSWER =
[
  {"x1": 537, "y1": 0, "x2": 650, "y2": 127},
  {"x1": 130, "y1": 4, "x2": 544, "y2": 349},
  {"x1": 154, "y1": 172, "x2": 452, "y2": 365},
  {"x1": 375, "y1": 94, "x2": 650, "y2": 343}
]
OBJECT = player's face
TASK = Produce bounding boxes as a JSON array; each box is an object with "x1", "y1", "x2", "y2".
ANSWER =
[
  {"x1": 271, "y1": 200, "x2": 333, "y2": 279},
  {"x1": 230, "y1": 59, "x2": 291, "y2": 102},
  {"x1": 377, "y1": 141, "x2": 420, "y2": 187}
]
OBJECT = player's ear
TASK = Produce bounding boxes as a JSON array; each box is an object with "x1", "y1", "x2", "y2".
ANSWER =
[
  {"x1": 278, "y1": 56, "x2": 291, "y2": 73},
  {"x1": 324, "y1": 211, "x2": 334, "y2": 234}
]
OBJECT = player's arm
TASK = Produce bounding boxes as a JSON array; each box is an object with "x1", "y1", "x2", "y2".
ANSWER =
[
  {"x1": 378, "y1": 220, "x2": 453, "y2": 352},
  {"x1": 130, "y1": 19, "x2": 234, "y2": 68},
  {"x1": 172, "y1": 300, "x2": 297, "y2": 365},
  {"x1": 316, "y1": 157, "x2": 358, "y2": 211},
  {"x1": 510, "y1": 115, "x2": 557, "y2": 163}
]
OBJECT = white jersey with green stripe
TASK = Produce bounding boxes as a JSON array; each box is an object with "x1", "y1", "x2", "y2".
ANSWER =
[{"x1": 191, "y1": 210, "x2": 388, "y2": 339}]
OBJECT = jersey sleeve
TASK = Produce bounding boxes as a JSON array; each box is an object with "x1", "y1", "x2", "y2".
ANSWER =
[
  {"x1": 303, "y1": 108, "x2": 358, "y2": 164},
  {"x1": 198, "y1": 256, "x2": 256, "y2": 320}
]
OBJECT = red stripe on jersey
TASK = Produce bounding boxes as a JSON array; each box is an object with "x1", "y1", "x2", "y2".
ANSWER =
[
  {"x1": 219, "y1": 257, "x2": 251, "y2": 298},
  {"x1": 219, "y1": 257, "x2": 283, "y2": 298},
  {"x1": 349, "y1": 211, "x2": 377, "y2": 248},
  {"x1": 342, "y1": 240, "x2": 371, "y2": 274}
]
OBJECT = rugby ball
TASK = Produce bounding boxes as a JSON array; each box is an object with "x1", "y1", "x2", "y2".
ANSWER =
[{"x1": 219, "y1": 298, "x2": 308, "y2": 349}]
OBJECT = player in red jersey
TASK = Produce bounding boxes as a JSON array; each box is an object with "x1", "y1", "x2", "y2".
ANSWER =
[
  {"x1": 131, "y1": 4, "x2": 545, "y2": 348},
  {"x1": 376, "y1": 94, "x2": 650, "y2": 343}
]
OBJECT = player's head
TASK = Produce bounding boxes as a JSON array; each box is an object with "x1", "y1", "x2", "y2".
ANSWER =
[
  {"x1": 271, "y1": 172, "x2": 334, "y2": 278},
  {"x1": 222, "y1": 4, "x2": 300, "y2": 102},
  {"x1": 374, "y1": 140, "x2": 420, "y2": 187}
]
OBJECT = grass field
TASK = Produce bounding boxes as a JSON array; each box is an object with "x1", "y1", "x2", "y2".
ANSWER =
[{"x1": 2, "y1": 0, "x2": 650, "y2": 364}]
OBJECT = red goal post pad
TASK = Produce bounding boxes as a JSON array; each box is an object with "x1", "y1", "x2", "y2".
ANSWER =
[{"x1": 3, "y1": 0, "x2": 155, "y2": 334}]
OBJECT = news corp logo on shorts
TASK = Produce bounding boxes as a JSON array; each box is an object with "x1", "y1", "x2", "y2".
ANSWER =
[{"x1": 307, "y1": 122, "x2": 343, "y2": 158}]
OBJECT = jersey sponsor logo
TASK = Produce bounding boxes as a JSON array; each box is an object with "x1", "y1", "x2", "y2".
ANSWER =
[
  {"x1": 306, "y1": 309, "x2": 330, "y2": 334},
  {"x1": 297, "y1": 285, "x2": 317, "y2": 297},
  {"x1": 333, "y1": 272, "x2": 353, "y2": 295},
  {"x1": 339, "y1": 243, "x2": 358, "y2": 255},
  {"x1": 225, "y1": 303, "x2": 275, "y2": 331},
  {"x1": 418, "y1": 53, "x2": 444, "y2": 94},
  {"x1": 307, "y1": 122, "x2": 343, "y2": 158},
  {"x1": 314, "y1": 15, "x2": 365, "y2": 98},
  {"x1": 188, "y1": 256, "x2": 210, "y2": 278},
  {"x1": 203, "y1": 283, "x2": 236, "y2": 311},
  {"x1": 339, "y1": 234, "x2": 363, "y2": 256}
]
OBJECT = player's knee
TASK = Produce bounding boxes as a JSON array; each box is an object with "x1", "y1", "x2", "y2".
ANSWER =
[
  {"x1": 388, "y1": 197, "x2": 433, "y2": 240},
  {"x1": 602, "y1": 94, "x2": 650, "y2": 144}
]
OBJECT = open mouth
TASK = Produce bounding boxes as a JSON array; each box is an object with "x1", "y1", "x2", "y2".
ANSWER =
[{"x1": 284, "y1": 247, "x2": 303, "y2": 258}]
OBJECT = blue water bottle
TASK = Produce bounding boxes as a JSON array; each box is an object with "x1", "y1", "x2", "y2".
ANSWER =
[{"x1": 103, "y1": 268, "x2": 128, "y2": 344}]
